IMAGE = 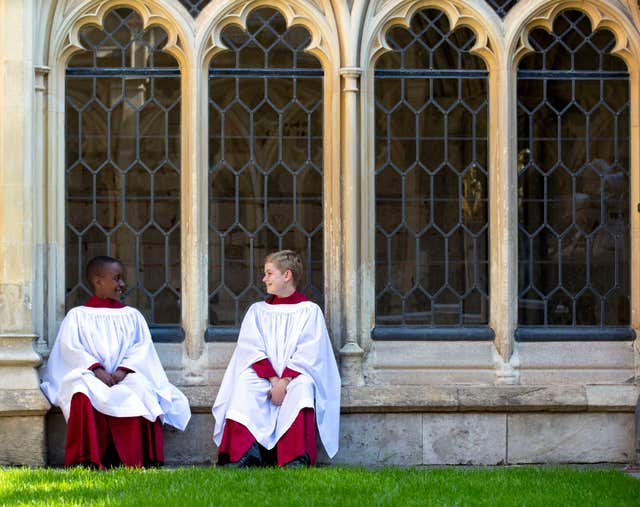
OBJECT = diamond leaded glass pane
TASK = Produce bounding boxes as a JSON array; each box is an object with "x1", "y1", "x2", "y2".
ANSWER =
[
  {"x1": 177, "y1": 0, "x2": 212, "y2": 17},
  {"x1": 517, "y1": 10, "x2": 630, "y2": 326},
  {"x1": 485, "y1": 0, "x2": 520, "y2": 18},
  {"x1": 66, "y1": 8, "x2": 181, "y2": 329},
  {"x1": 375, "y1": 9, "x2": 489, "y2": 328},
  {"x1": 209, "y1": 8, "x2": 323, "y2": 326}
]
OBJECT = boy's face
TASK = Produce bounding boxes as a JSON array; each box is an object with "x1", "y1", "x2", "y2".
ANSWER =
[
  {"x1": 93, "y1": 262, "x2": 126, "y2": 301},
  {"x1": 262, "y1": 262, "x2": 294, "y2": 297}
]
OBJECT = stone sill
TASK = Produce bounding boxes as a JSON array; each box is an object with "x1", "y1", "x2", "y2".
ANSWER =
[
  {"x1": 178, "y1": 383, "x2": 639, "y2": 414},
  {"x1": 38, "y1": 384, "x2": 640, "y2": 416},
  {"x1": 339, "y1": 384, "x2": 639, "y2": 414}
]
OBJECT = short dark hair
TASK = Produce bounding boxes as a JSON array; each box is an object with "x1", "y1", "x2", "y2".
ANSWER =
[{"x1": 85, "y1": 256, "x2": 123, "y2": 290}]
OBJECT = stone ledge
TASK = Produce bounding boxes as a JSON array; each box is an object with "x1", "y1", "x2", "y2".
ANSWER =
[
  {"x1": 42, "y1": 385, "x2": 640, "y2": 415},
  {"x1": 177, "y1": 384, "x2": 639, "y2": 414},
  {"x1": 341, "y1": 384, "x2": 638, "y2": 414},
  {"x1": 0, "y1": 389, "x2": 50, "y2": 415}
]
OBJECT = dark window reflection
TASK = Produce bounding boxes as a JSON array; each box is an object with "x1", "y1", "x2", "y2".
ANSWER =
[
  {"x1": 517, "y1": 10, "x2": 630, "y2": 326},
  {"x1": 208, "y1": 8, "x2": 323, "y2": 326},
  {"x1": 375, "y1": 9, "x2": 489, "y2": 327},
  {"x1": 66, "y1": 8, "x2": 181, "y2": 325}
]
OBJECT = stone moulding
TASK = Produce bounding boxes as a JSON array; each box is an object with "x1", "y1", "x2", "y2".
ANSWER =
[
  {"x1": 510, "y1": 0, "x2": 637, "y2": 72},
  {"x1": 139, "y1": 383, "x2": 639, "y2": 414},
  {"x1": 340, "y1": 384, "x2": 639, "y2": 413}
]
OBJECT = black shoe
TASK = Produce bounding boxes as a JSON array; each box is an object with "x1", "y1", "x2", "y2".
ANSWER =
[
  {"x1": 284, "y1": 453, "x2": 310, "y2": 468},
  {"x1": 223, "y1": 442, "x2": 263, "y2": 468}
]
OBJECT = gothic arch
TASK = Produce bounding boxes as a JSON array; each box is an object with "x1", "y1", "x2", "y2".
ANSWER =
[
  {"x1": 362, "y1": 0, "x2": 503, "y2": 71},
  {"x1": 507, "y1": 0, "x2": 639, "y2": 71},
  {"x1": 197, "y1": 0, "x2": 339, "y2": 68}
]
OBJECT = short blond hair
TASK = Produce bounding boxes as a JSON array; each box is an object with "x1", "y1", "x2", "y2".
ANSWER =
[{"x1": 265, "y1": 250, "x2": 303, "y2": 287}]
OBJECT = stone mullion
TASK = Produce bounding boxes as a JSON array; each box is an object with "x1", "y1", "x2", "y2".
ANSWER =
[
  {"x1": 339, "y1": 67, "x2": 365, "y2": 386},
  {"x1": 33, "y1": 65, "x2": 49, "y2": 355},
  {"x1": 489, "y1": 57, "x2": 519, "y2": 383},
  {"x1": 181, "y1": 60, "x2": 208, "y2": 365}
]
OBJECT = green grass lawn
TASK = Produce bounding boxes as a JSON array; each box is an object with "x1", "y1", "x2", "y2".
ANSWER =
[{"x1": 1, "y1": 466, "x2": 638, "y2": 506}]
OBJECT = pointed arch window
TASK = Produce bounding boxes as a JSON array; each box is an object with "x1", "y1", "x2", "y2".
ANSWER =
[
  {"x1": 373, "y1": 9, "x2": 491, "y2": 339},
  {"x1": 516, "y1": 10, "x2": 632, "y2": 340},
  {"x1": 207, "y1": 8, "x2": 324, "y2": 335},
  {"x1": 65, "y1": 7, "x2": 182, "y2": 340}
]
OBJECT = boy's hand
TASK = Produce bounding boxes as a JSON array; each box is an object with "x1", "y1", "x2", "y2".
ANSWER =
[
  {"x1": 268, "y1": 377, "x2": 291, "y2": 406},
  {"x1": 111, "y1": 369, "x2": 128, "y2": 384},
  {"x1": 93, "y1": 367, "x2": 114, "y2": 387}
]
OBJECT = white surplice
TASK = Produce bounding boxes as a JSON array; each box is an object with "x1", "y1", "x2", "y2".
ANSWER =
[
  {"x1": 212, "y1": 301, "x2": 341, "y2": 457},
  {"x1": 41, "y1": 306, "x2": 191, "y2": 431}
]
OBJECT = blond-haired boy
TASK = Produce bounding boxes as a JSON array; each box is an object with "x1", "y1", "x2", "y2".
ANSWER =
[{"x1": 212, "y1": 250, "x2": 340, "y2": 467}]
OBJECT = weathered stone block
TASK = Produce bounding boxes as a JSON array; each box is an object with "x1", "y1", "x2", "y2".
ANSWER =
[
  {"x1": 422, "y1": 414, "x2": 506, "y2": 465},
  {"x1": 164, "y1": 413, "x2": 215, "y2": 466},
  {"x1": 46, "y1": 412, "x2": 66, "y2": 465},
  {"x1": 507, "y1": 413, "x2": 635, "y2": 463},
  {"x1": 0, "y1": 415, "x2": 46, "y2": 465},
  {"x1": 331, "y1": 413, "x2": 422, "y2": 466}
]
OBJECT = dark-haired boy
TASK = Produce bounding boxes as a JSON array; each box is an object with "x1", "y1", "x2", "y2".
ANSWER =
[{"x1": 41, "y1": 256, "x2": 191, "y2": 469}]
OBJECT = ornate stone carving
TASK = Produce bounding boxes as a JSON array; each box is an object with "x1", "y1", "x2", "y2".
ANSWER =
[
  {"x1": 365, "y1": 0, "x2": 498, "y2": 68},
  {"x1": 513, "y1": 1, "x2": 634, "y2": 67}
]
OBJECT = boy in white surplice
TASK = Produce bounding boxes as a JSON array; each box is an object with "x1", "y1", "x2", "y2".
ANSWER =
[
  {"x1": 212, "y1": 250, "x2": 341, "y2": 467},
  {"x1": 41, "y1": 256, "x2": 190, "y2": 469}
]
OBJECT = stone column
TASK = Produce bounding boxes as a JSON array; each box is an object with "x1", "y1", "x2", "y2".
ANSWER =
[
  {"x1": 180, "y1": 55, "x2": 208, "y2": 378},
  {"x1": 0, "y1": 0, "x2": 50, "y2": 465},
  {"x1": 33, "y1": 65, "x2": 49, "y2": 356},
  {"x1": 489, "y1": 57, "x2": 519, "y2": 384},
  {"x1": 339, "y1": 67, "x2": 364, "y2": 386}
]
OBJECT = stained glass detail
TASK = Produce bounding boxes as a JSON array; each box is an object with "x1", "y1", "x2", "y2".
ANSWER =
[
  {"x1": 66, "y1": 8, "x2": 182, "y2": 331},
  {"x1": 208, "y1": 8, "x2": 323, "y2": 327},
  {"x1": 517, "y1": 10, "x2": 630, "y2": 327},
  {"x1": 375, "y1": 9, "x2": 489, "y2": 328}
]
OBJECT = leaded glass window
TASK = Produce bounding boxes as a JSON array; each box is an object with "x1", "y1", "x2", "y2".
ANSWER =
[
  {"x1": 485, "y1": 0, "x2": 520, "y2": 18},
  {"x1": 208, "y1": 8, "x2": 323, "y2": 330},
  {"x1": 374, "y1": 9, "x2": 489, "y2": 333},
  {"x1": 65, "y1": 8, "x2": 182, "y2": 337},
  {"x1": 517, "y1": 10, "x2": 630, "y2": 331},
  {"x1": 177, "y1": 0, "x2": 212, "y2": 17}
]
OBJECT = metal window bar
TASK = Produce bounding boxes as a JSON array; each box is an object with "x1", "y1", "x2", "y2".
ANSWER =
[
  {"x1": 177, "y1": 0, "x2": 212, "y2": 17},
  {"x1": 485, "y1": 0, "x2": 521, "y2": 18}
]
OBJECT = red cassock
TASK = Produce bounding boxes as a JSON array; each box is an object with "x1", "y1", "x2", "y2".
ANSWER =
[
  {"x1": 217, "y1": 291, "x2": 317, "y2": 466},
  {"x1": 64, "y1": 295, "x2": 164, "y2": 469}
]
